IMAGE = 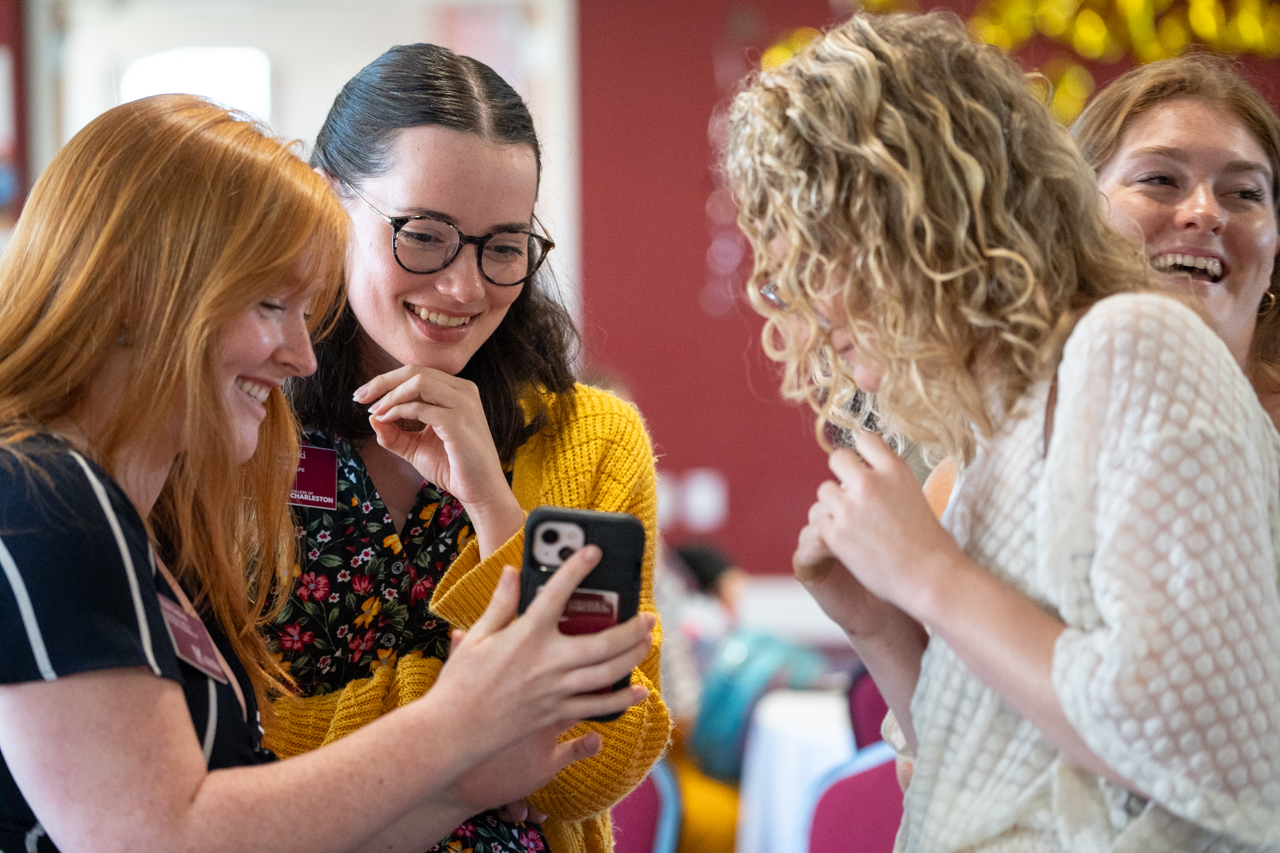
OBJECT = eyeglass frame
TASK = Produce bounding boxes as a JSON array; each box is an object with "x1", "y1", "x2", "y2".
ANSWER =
[
  {"x1": 759, "y1": 281, "x2": 832, "y2": 330},
  {"x1": 344, "y1": 181, "x2": 554, "y2": 287}
]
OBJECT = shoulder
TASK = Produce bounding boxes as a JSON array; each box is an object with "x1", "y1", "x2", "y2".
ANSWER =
[
  {"x1": 1067, "y1": 292, "x2": 1223, "y2": 362},
  {"x1": 0, "y1": 438, "x2": 170, "y2": 685},
  {"x1": 0, "y1": 438, "x2": 137, "y2": 536},
  {"x1": 544, "y1": 384, "x2": 652, "y2": 448}
]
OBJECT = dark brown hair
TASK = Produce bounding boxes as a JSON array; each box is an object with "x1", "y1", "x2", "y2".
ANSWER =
[{"x1": 292, "y1": 43, "x2": 577, "y2": 460}]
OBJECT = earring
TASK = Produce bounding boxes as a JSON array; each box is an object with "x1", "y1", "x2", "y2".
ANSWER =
[{"x1": 1260, "y1": 291, "x2": 1277, "y2": 317}]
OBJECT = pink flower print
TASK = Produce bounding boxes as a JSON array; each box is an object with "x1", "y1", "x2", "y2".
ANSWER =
[
  {"x1": 438, "y1": 500, "x2": 463, "y2": 526},
  {"x1": 518, "y1": 829, "x2": 545, "y2": 851},
  {"x1": 278, "y1": 623, "x2": 315, "y2": 652},
  {"x1": 350, "y1": 555, "x2": 362, "y2": 568},
  {"x1": 408, "y1": 568, "x2": 434, "y2": 605},
  {"x1": 328, "y1": 593, "x2": 339, "y2": 603},
  {"x1": 361, "y1": 501, "x2": 373, "y2": 513},
  {"x1": 360, "y1": 547, "x2": 374, "y2": 561},
  {"x1": 351, "y1": 574, "x2": 373, "y2": 594},
  {"x1": 317, "y1": 655, "x2": 332, "y2": 671},
  {"x1": 308, "y1": 548, "x2": 319, "y2": 560},
  {"x1": 383, "y1": 588, "x2": 398, "y2": 602},
  {"x1": 335, "y1": 625, "x2": 348, "y2": 639},
  {"x1": 455, "y1": 822, "x2": 476, "y2": 838},
  {"x1": 296, "y1": 573, "x2": 330, "y2": 602},
  {"x1": 337, "y1": 570, "x2": 351, "y2": 583},
  {"x1": 316, "y1": 530, "x2": 331, "y2": 543},
  {"x1": 348, "y1": 628, "x2": 377, "y2": 662}
]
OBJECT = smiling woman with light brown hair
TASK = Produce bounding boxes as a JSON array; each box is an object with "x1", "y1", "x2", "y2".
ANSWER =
[
  {"x1": 1074, "y1": 55, "x2": 1280, "y2": 426},
  {"x1": 728, "y1": 12, "x2": 1280, "y2": 851}
]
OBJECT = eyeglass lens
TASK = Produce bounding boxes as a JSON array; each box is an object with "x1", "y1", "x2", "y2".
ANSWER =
[{"x1": 396, "y1": 219, "x2": 546, "y2": 286}]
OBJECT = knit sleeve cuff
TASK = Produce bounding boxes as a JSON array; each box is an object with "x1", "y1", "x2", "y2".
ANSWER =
[{"x1": 431, "y1": 527, "x2": 527, "y2": 630}]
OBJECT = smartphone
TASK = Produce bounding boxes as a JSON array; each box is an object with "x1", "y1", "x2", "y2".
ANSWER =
[{"x1": 519, "y1": 506, "x2": 645, "y2": 722}]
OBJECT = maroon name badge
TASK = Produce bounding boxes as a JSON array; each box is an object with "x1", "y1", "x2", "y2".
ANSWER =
[
  {"x1": 558, "y1": 587, "x2": 620, "y2": 635},
  {"x1": 157, "y1": 594, "x2": 228, "y2": 684},
  {"x1": 291, "y1": 444, "x2": 338, "y2": 510}
]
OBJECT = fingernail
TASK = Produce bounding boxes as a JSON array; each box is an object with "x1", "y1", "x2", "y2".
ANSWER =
[
  {"x1": 581, "y1": 544, "x2": 602, "y2": 561},
  {"x1": 641, "y1": 612, "x2": 657, "y2": 630}
]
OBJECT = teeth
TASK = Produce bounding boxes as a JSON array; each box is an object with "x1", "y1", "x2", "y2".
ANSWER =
[
  {"x1": 235, "y1": 378, "x2": 270, "y2": 403},
  {"x1": 1151, "y1": 253, "x2": 1223, "y2": 282},
  {"x1": 411, "y1": 305, "x2": 470, "y2": 328}
]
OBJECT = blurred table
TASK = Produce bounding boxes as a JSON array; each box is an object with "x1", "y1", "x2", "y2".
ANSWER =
[{"x1": 736, "y1": 688, "x2": 856, "y2": 853}]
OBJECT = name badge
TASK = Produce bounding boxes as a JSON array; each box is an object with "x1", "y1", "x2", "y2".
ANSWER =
[
  {"x1": 291, "y1": 444, "x2": 338, "y2": 509},
  {"x1": 157, "y1": 594, "x2": 228, "y2": 684}
]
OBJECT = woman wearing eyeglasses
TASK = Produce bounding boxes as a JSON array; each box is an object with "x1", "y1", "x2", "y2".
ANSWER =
[{"x1": 260, "y1": 44, "x2": 668, "y2": 853}]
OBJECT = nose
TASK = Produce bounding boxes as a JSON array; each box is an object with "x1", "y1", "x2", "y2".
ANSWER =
[
  {"x1": 278, "y1": 311, "x2": 318, "y2": 378},
  {"x1": 433, "y1": 244, "x2": 487, "y2": 303},
  {"x1": 1179, "y1": 183, "x2": 1226, "y2": 234}
]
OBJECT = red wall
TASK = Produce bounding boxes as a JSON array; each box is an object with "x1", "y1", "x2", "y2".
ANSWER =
[{"x1": 578, "y1": 1, "x2": 843, "y2": 575}]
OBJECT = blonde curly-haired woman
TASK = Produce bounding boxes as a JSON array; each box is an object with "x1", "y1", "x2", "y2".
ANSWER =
[{"x1": 726, "y1": 12, "x2": 1280, "y2": 851}]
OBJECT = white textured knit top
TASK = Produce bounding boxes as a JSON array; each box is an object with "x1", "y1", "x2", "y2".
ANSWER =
[{"x1": 898, "y1": 294, "x2": 1280, "y2": 853}]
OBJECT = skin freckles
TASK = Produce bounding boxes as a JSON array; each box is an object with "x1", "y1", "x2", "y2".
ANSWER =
[
  {"x1": 1097, "y1": 98, "x2": 1280, "y2": 366},
  {"x1": 216, "y1": 290, "x2": 317, "y2": 464}
]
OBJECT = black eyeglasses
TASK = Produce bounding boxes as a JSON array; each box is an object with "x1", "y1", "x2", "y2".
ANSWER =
[{"x1": 347, "y1": 183, "x2": 554, "y2": 287}]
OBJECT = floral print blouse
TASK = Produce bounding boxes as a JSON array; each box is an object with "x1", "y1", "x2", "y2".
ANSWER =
[{"x1": 264, "y1": 430, "x2": 546, "y2": 853}]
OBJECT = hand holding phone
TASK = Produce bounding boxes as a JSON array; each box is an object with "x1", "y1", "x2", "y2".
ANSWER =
[{"x1": 519, "y1": 507, "x2": 646, "y2": 721}]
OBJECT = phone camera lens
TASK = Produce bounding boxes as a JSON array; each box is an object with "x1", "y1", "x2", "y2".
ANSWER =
[
  {"x1": 558, "y1": 546, "x2": 575, "y2": 561},
  {"x1": 541, "y1": 528, "x2": 559, "y2": 545}
]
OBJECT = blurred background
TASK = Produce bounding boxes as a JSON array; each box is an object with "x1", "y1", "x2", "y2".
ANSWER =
[{"x1": 1, "y1": 0, "x2": 1277, "y2": 580}]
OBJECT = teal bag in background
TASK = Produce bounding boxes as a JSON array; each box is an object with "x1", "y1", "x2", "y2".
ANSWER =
[{"x1": 688, "y1": 628, "x2": 826, "y2": 782}]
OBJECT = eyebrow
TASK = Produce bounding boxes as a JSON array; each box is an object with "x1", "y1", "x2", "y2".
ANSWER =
[
  {"x1": 1128, "y1": 145, "x2": 1273, "y2": 179},
  {"x1": 394, "y1": 206, "x2": 532, "y2": 232}
]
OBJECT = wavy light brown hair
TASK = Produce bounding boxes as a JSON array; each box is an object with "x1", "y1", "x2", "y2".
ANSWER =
[
  {"x1": 726, "y1": 12, "x2": 1152, "y2": 461},
  {"x1": 0, "y1": 95, "x2": 347, "y2": 702},
  {"x1": 1073, "y1": 55, "x2": 1280, "y2": 397}
]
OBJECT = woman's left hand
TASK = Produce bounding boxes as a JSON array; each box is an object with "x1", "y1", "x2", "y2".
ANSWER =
[
  {"x1": 355, "y1": 366, "x2": 524, "y2": 555},
  {"x1": 814, "y1": 433, "x2": 965, "y2": 616}
]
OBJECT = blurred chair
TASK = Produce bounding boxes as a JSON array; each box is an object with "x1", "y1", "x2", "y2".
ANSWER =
[
  {"x1": 807, "y1": 741, "x2": 902, "y2": 853},
  {"x1": 612, "y1": 757, "x2": 681, "y2": 853},
  {"x1": 847, "y1": 665, "x2": 890, "y2": 750}
]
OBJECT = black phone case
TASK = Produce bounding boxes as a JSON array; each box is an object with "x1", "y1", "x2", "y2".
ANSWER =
[{"x1": 519, "y1": 506, "x2": 645, "y2": 722}]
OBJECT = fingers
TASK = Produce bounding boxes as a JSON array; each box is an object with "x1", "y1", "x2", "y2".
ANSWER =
[
  {"x1": 793, "y1": 524, "x2": 840, "y2": 584},
  {"x1": 521, "y1": 545, "x2": 603, "y2": 625},
  {"x1": 527, "y1": 805, "x2": 548, "y2": 824},
  {"x1": 553, "y1": 731, "x2": 603, "y2": 774},
  {"x1": 466, "y1": 566, "x2": 521, "y2": 639},
  {"x1": 498, "y1": 801, "x2": 530, "y2": 823},
  {"x1": 558, "y1": 683, "x2": 649, "y2": 724},
  {"x1": 560, "y1": 624, "x2": 654, "y2": 693}
]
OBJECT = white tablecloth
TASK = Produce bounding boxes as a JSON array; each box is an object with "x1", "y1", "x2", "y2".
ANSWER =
[{"x1": 736, "y1": 688, "x2": 856, "y2": 853}]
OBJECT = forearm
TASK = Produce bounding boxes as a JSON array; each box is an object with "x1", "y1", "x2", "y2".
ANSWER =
[
  {"x1": 843, "y1": 612, "x2": 927, "y2": 751},
  {"x1": 191, "y1": 694, "x2": 476, "y2": 852},
  {"x1": 0, "y1": 672, "x2": 481, "y2": 853},
  {"x1": 913, "y1": 554, "x2": 1129, "y2": 787}
]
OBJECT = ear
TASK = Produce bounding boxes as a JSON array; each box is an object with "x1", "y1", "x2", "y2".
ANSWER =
[{"x1": 314, "y1": 166, "x2": 343, "y2": 194}]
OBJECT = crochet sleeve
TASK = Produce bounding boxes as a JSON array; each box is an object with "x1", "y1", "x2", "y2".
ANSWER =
[
  {"x1": 432, "y1": 389, "x2": 671, "y2": 820},
  {"x1": 1042, "y1": 293, "x2": 1280, "y2": 845}
]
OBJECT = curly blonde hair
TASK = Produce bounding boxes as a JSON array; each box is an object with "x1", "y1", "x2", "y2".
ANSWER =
[{"x1": 725, "y1": 12, "x2": 1151, "y2": 461}]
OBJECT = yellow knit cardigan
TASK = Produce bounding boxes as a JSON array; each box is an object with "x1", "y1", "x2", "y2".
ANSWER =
[{"x1": 263, "y1": 384, "x2": 672, "y2": 853}]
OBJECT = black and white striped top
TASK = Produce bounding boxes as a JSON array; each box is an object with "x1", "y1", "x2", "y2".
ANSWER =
[{"x1": 0, "y1": 436, "x2": 274, "y2": 853}]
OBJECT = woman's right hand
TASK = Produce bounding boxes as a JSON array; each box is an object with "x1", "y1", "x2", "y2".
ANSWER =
[
  {"x1": 795, "y1": 502, "x2": 907, "y2": 640},
  {"x1": 432, "y1": 546, "x2": 654, "y2": 767}
]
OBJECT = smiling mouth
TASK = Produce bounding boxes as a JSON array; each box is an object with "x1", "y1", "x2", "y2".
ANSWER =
[
  {"x1": 1151, "y1": 252, "x2": 1224, "y2": 283},
  {"x1": 235, "y1": 378, "x2": 271, "y2": 404},
  {"x1": 408, "y1": 303, "x2": 471, "y2": 328}
]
